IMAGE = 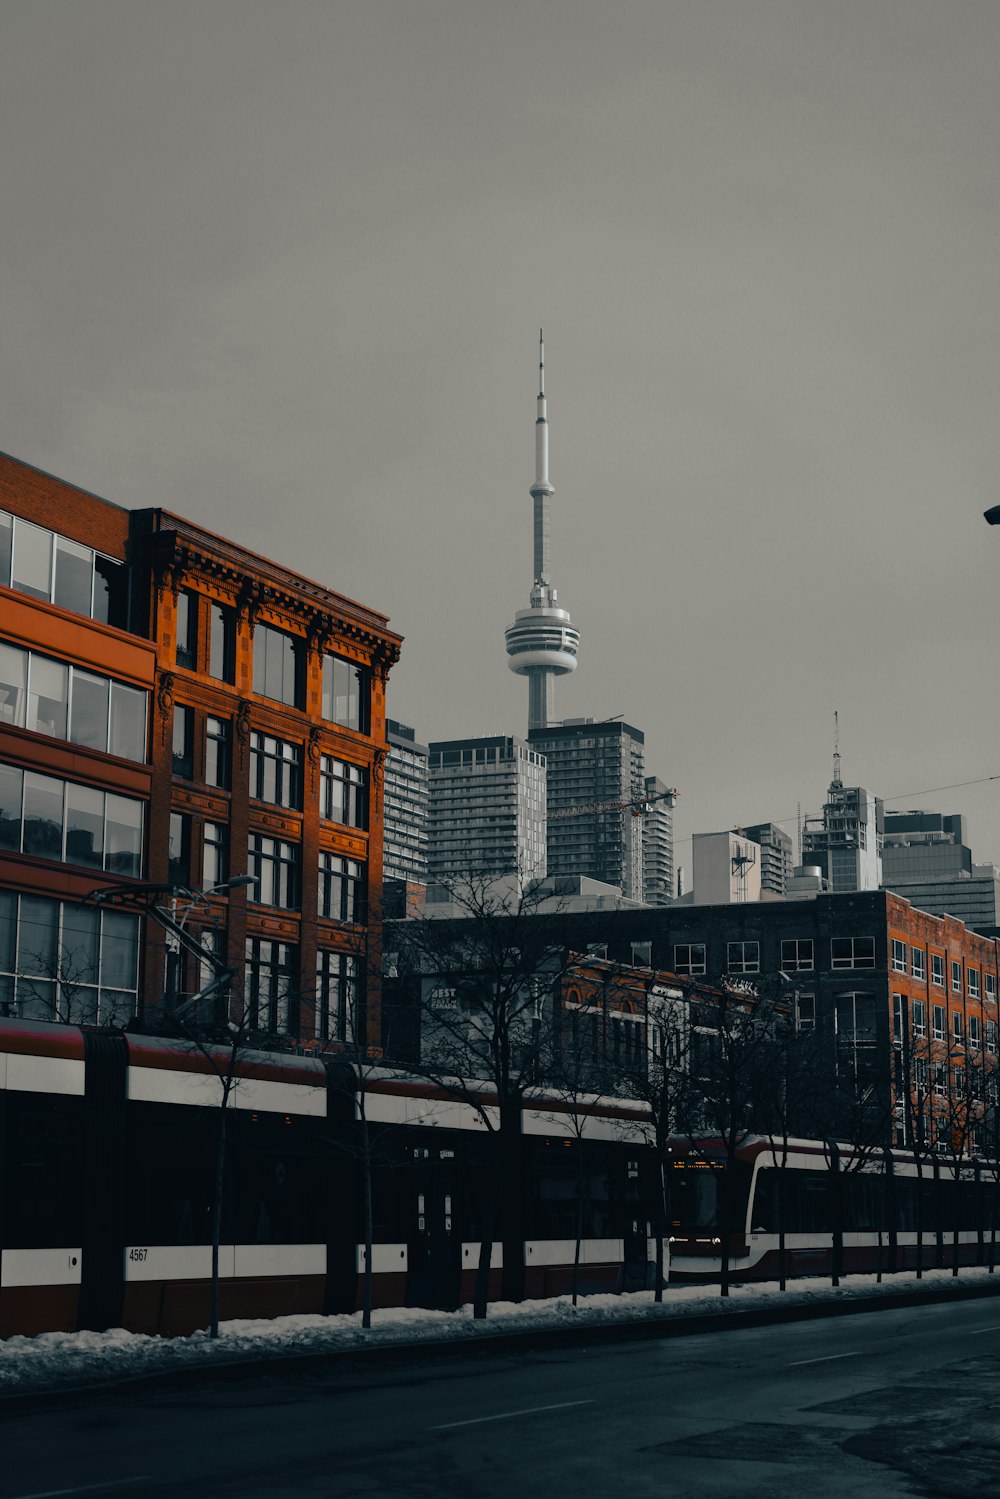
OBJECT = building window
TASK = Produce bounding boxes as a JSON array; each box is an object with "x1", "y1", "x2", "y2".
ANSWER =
[
  {"x1": 252, "y1": 623, "x2": 302, "y2": 708},
  {"x1": 250, "y1": 733, "x2": 302, "y2": 810},
  {"x1": 0, "y1": 513, "x2": 128, "y2": 627},
  {"x1": 912, "y1": 999, "x2": 927, "y2": 1038},
  {"x1": 205, "y1": 716, "x2": 230, "y2": 791},
  {"x1": 831, "y1": 937, "x2": 876, "y2": 970},
  {"x1": 969, "y1": 967, "x2": 981, "y2": 999},
  {"x1": 952, "y1": 960, "x2": 962, "y2": 993},
  {"x1": 932, "y1": 1004, "x2": 945, "y2": 1041},
  {"x1": 175, "y1": 591, "x2": 198, "y2": 670},
  {"x1": 911, "y1": 947, "x2": 926, "y2": 981},
  {"x1": 319, "y1": 755, "x2": 367, "y2": 829},
  {"x1": 244, "y1": 938, "x2": 296, "y2": 1035},
  {"x1": 28, "y1": 655, "x2": 68, "y2": 739},
  {"x1": 931, "y1": 953, "x2": 945, "y2": 989},
  {"x1": 248, "y1": 834, "x2": 298, "y2": 909},
  {"x1": 892, "y1": 939, "x2": 907, "y2": 973},
  {"x1": 0, "y1": 889, "x2": 139, "y2": 1026},
  {"x1": 727, "y1": 940, "x2": 759, "y2": 974},
  {"x1": 986, "y1": 972, "x2": 996, "y2": 1001},
  {"x1": 836, "y1": 991, "x2": 877, "y2": 1043},
  {"x1": 969, "y1": 1014, "x2": 981, "y2": 1050},
  {"x1": 795, "y1": 993, "x2": 816, "y2": 1032},
  {"x1": 203, "y1": 822, "x2": 227, "y2": 889},
  {"x1": 209, "y1": 603, "x2": 235, "y2": 683},
  {"x1": 673, "y1": 943, "x2": 706, "y2": 976},
  {"x1": 318, "y1": 853, "x2": 366, "y2": 923},
  {"x1": 0, "y1": 643, "x2": 146, "y2": 762},
  {"x1": 914, "y1": 1057, "x2": 929, "y2": 1088},
  {"x1": 953, "y1": 1011, "x2": 964, "y2": 1044},
  {"x1": 172, "y1": 704, "x2": 194, "y2": 779},
  {"x1": 168, "y1": 812, "x2": 190, "y2": 888},
  {"x1": 0, "y1": 764, "x2": 143, "y2": 878},
  {"x1": 630, "y1": 941, "x2": 652, "y2": 969},
  {"x1": 322, "y1": 654, "x2": 369, "y2": 733},
  {"x1": 988, "y1": 1019, "x2": 997, "y2": 1055},
  {"x1": 315, "y1": 949, "x2": 358, "y2": 1043},
  {"x1": 933, "y1": 1063, "x2": 946, "y2": 1098},
  {"x1": 780, "y1": 937, "x2": 814, "y2": 972}
]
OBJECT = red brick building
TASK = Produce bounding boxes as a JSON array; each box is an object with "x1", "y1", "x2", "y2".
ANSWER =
[{"x1": 0, "y1": 452, "x2": 401, "y2": 1051}]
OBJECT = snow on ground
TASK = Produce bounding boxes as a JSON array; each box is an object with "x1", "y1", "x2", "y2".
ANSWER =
[{"x1": 3, "y1": 1267, "x2": 998, "y2": 1396}]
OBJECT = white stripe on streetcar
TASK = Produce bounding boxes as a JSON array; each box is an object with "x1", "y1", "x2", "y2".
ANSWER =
[
  {"x1": 432, "y1": 1399, "x2": 594, "y2": 1431},
  {"x1": 787, "y1": 1352, "x2": 861, "y2": 1367}
]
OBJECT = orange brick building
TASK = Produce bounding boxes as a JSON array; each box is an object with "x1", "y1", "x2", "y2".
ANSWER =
[{"x1": 0, "y1": 452, "x2": 401, "y2": 1051}]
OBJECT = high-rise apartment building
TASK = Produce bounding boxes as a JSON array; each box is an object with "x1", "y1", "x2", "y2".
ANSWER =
[
  {"x1": 528, "y1": 719, "x2": 646, "y2": 901},
  {"x1": 427, "y1": 735, "x2": 547, "y2": 886},
  {"x1": 383, "y1": 719, "x2": 429, "y2": 886},
  {"x1": 642, "y1": 774, "x2": 675, "y2": 907},
  {"x1": 741, "y1": 821, "x2": 793, "y2": 897}
]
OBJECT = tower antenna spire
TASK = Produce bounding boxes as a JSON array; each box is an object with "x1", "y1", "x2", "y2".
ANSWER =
[
  {"x1": 833, "y1": 710, "x2": 842, "y2": 786},
  {"x1": 504, "y1": 333, "x2": 580, "y2": 731}
]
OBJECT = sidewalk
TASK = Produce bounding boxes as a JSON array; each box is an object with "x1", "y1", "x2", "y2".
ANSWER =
[{"x1": 4, "y1": 1267, "x2": 1000, "y2": 1407}]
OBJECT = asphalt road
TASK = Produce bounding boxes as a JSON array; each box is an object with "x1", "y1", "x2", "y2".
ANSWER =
[{"x1": 5, "y1": 1298, "x2": 1000, "y2": 1498}]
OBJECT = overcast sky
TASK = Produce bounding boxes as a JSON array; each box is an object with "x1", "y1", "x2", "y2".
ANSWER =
[{"x1": 4, "y1": 1, "x2": 1000, "y2": 877}]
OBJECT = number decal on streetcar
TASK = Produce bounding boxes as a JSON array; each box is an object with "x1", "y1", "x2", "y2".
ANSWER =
[{"x1": 128, "y1": 1247, "x2": 148, "y2": 1262}]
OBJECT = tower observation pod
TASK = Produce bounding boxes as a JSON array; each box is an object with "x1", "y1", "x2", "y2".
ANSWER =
[{"x1": 504, "y1": 331, "x2": 581, "y2": 732}]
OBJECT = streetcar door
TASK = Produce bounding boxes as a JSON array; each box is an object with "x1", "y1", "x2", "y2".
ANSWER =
[
  {"x1": 622, "y1": 1156, "x2": 649, "y2": 1291},
  {"x1": 405, "y1": 1147, "x2": 461, "y2": 1310}
]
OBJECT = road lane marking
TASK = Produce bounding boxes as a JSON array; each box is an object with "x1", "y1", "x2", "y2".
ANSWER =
[
  {"x1": 787, "y1": 1352, "x2": 862, "y2": 1368},
  {"x1": 11, "y1": 1480, "x2": 150, "y2": 1499},
  {"x1": 431, "y1": 1399, "x2": 593, "y2": 1431}
]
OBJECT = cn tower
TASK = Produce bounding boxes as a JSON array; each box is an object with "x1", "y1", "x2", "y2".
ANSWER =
[{"x1": 504, "y1": 331, "x2": 581, "y2": 731}]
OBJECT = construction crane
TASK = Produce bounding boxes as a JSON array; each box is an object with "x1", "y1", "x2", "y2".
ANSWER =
[{"x1": 548, "y1": 787, "x2": 679, "y2": 821}]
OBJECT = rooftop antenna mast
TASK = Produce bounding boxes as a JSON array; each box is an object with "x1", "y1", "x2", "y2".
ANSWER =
[{"x1": 832, "y1": 710, "x2": 842, "y2": 787}]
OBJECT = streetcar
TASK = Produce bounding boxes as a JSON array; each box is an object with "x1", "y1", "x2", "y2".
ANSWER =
[
  {"x1": 0, "y1": 1019, "x2": 653, "y2": 1337},
  {"x1": 666, "y1": 1134, "x2": 1000, "y2": 1282}
]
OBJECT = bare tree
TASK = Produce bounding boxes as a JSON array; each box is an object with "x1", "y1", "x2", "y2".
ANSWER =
[
  {"x1": 675, "y1": 978, "x2": 790, "y2": 1298},
  {"x1": 386, "y1": 873, "x2": 586, "y2": 1316}
]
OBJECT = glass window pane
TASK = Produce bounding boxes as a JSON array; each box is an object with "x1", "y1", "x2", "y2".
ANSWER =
[
  {"x1": 101, "y1": 910, "x2": 139, "y2": 991},
  {"x1": 205, "y1": 717, "x2": 229, "y2": 789},
  {"x1": 27, "y1": 656, "x2": 69, "y2": 740},
  {"x1": 65, "y1": 782, "x2": 104, "y2": 869},
  {"x1": 93, "y1": 555, "x2": 128, "y2": 628},
  {"x1": 0, "y1": 763, "x2": 23, "y2": 851},
  {"x1": 175, "y1": 592, "x2": 197, "y2": 669},
  {"x1": 109, "y1": 683, "x2": 146, "y2": 761},
  {"x1": 99, "y1": 989, "x2": 134, "y2": 1026},
  {"x1": 54, "y1": 537, "x2": 93, "y2": 616},
  {"x1": 70, "y1": 670, "x2": 109, "y2": 751},
  {"x1": 22, "y1": 772, "x2": 64, "y2": 860},
  {"x1": 61, "y1": 903, "x2": 100, "y2": 985},
  {"x1": 17, "y1": 894, "x2": 59, "y2": 975},
  {"x1": 0, "y1": 889, "x2": 16, "y2": 973},
  {"x1": 19, "y1": 978, "x2": 56, "y2": 1022},
  {"x1": 11, "y1": 519, "x2": 53, "y2": 601},
  {"x1": 0, "y1": 510, "x2": 12, "y2": 587},
  {"x1": 0, "y1": 642, "x2": 27, "y2": 727},
  {"x1": 209, "y1": 604, "x2": 233, "y2": 681},
  {"x1": 105, "y1": 794, "x2": 143, "y2": 877}
]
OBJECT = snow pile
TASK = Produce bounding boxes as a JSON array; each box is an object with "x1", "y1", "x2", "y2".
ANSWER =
[{"x1": 2, "y1": 1267, "x2": 998, "y2": 1397}]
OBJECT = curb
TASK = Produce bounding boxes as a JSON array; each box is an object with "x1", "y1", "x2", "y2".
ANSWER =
[{"x1": 4, "y1": 1275, "x2": 1000, "y2": 1414}]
